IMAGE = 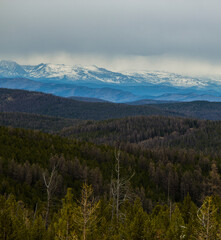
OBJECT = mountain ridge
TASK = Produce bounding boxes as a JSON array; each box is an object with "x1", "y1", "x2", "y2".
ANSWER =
[
  {"x1": 1, "y1": 60, "x2": 220, "y2": 88},
  {"x1": 1, "y1": 60, "x2": 221, "y2": 102}
]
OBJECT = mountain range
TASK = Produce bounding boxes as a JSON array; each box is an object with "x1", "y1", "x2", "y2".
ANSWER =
[{"x1": 1, "y1": 60, "x2": 221, "y2": 102}]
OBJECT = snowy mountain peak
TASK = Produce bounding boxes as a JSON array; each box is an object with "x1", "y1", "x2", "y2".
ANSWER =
[
  {"x1": 0, "y1": 60, "x2": 221, "y2": 89},
  {"x1": 1, "y1": 60, "x2": 221, "y2": 102},
  {"x1": 0, "y1": 60, "x2": 19, "y2": 70},
  {"x1": 0, "y1": 60, "x2": 27, "y2": 77},
  {"x1": 21, "y1": 62, "x2": 130, "y2": 84}
]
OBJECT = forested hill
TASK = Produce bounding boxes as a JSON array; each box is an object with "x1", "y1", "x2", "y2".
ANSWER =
[
  {"x1": 1, "y1": 114, "x2": 221, "y2": 238},
  {"x1": 0, "y1": 112, "x2": 83, "y2": 133},
  {"x1": 1, "y1": 87, "x2": 221, "y2": 120},
  {"x1": 0, "y1": 88, "x2": 175, "y2": 120},
  {"x1": 1, "y1": 124, "x2": 221, "y2": 206},
  {"x1": 60, "y1": 115, "x2": 221, "y2": 153},
  {"x1": 1, "y1": 112, "x2": 221, "y2": 154},
  {"x1": 1, "y1": 123, "x2": 221, "y2": 238},
  {"x1": 156, "y1": 101, "x2": 221, "y2": 120}
]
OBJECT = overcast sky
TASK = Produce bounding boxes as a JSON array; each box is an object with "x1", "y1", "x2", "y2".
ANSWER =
[{"x1": 1, "y1": 0, "x2": 221, "y2": 76}]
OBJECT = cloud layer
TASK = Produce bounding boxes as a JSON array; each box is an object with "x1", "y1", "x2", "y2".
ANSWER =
[{"x1": 1, "y1": 0, "x2": 221, "y2": 75}]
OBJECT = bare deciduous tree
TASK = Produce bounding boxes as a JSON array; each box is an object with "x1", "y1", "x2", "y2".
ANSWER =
[
  {"x1": 43, "y1": 164, "x2": 58, "y2": 229},
  {"x1": 110, "y1": 149, "x2": 134, "y2": 222}
]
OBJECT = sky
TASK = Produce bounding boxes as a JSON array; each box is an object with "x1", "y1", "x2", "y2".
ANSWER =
[{"x1": 1, "y1": 0, "x2": 221, "y2": 76}]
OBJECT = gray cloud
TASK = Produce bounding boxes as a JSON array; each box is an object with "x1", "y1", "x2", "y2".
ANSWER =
[{"x1": 1, "y1": 0, "x2": 221, "y2": 73}]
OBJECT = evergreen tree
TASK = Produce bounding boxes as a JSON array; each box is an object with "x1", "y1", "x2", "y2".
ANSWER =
[
  {"x1": 73, "y1": 183, "x2": 100, "y2": 240},
  {"x1": 195, "y1": 196, "x2": 220, "y2": 239},
  {"x1": 144, "y1": 204, "x2": 170, "y2": 240},
  {"x1": 0, "y1": 194, "x2": 28, "y2": 240},
  {"x1": 30, "y1": 215, "x2": 48, "y2": 240},
  {"x1": 166, "y1": 205, "x2": 186, "y2": 240},
  {"x1": 179, "y1": 193, "x2": 197, "y2": 239},
  {"x1": 54, "y1": 188, "x2": 78, "y2": 240},
  {"x1": 119, "y1": 198, "x2": 147, "y2": 240}
]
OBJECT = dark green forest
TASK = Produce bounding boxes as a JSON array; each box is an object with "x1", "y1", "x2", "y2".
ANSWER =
[
  {"x1": 1, "y1": 88, "x2": 221, "y2": 120},
  {"x1": 1, "y1": 89, "x2": 221, "y2": 239},
  {"x1": 0, "y1": 88, "x2": 174, "y2": 120},
  {"x1": 0, "y1": 112, "x2": 82, "y2": 133}
]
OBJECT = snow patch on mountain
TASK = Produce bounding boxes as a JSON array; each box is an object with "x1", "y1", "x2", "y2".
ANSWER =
[
  {"x1": 123, "y1": 71, "x2": 210, "y2": 88},
  {"x1": 23, "y1": 63, "x2": 79, "y2": 79},
  {"x1": 0, "y1": 60, "x2": 27, "y2": 77}
]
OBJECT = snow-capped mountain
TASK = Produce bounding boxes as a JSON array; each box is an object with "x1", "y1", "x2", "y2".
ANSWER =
[
  {"x1": 1, "y1": 60, "x2": 221, "y2": 102},
  {"x1": 0, "y1": 60, "x2": 27, "y2": 77},
  {"x1": 125, "y1": 71, "x2": 210, "y2": 88},
  {"x1": 0, "y1": 61, "x2": 135, "y2": 84},
  {"x1": 1, "y1": 60, "x2": 220, "y2": 88}
]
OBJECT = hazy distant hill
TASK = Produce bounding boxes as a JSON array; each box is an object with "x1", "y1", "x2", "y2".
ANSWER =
[
  {"x1": 68, "y1": 96, "x2": 108, "y2": 103},
  {"x1": 125, "y1": 99, "x2": 176, "y2": 105},
  {"x1": 0, "y1": 77, "x2": 138, "y2": 102}
]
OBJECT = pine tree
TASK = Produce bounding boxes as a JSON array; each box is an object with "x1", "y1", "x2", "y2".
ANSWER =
[
  {"x1": 73, "y1": 183, "x2": 100, "y2": 240},
  {"x1": 54, "y1": 188, "x2": 78, "y2": 240},
  {"x1": 166, "y1": 205, "x2": 186, "y2": 240},
  {"x1": 119, "y1": 198, "x2": 147, "y2": 240},
  {"x1": 0, "y1": 194, "x2": 29, "y2": 240},
  {"x1": 195, "y1": 196, "x2": 220, "y2": 239},
  {"x1": 144, "y1": 204, "x2": 170, "y2": 240},
  {"x1": 208, "y1": 163, "x2": 221, "y2": 196},
  {"x1": 179, "y1": 193, "x2": 197, "y2": 239},
  {"x1": 30, "y1": 215, "x2": 48, "y2": 240}
]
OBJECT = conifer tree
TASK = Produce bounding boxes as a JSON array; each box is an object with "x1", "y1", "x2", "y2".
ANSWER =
[
  {"x1": 0, "y1": 195, "x2": 29, "y2": 240},
  {"x1": 73, "y1": 183, "x2": 100, "y2": 240},
  {"x1": 30, "y1": 215, "x2": 48, "y2": 240},
  {"x1": 119, "y1": 198, "x2": 147, "y2": 240},
  {"x1": 54, "y1": 188, "x2": 78, "y2": 240},
  {"x1": 144, "y1": 205, "x2": 170, "y2": 240},
  {"x1": 179, "y1": 193, "x2": 197, "y2": 239},
  {"x1": 166, "y1": 205, "x2": 186, "y2": 240},
  {"x1": 195, "y1": 196, "x2": 220, "y2": 239}
]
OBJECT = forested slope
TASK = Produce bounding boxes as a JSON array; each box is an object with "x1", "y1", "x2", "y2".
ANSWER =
[
  {"x1": 60, "y1": 115, "x2": 221, "y2": 153},
  {"x1": 1, "y1": 87, "x2": 221, "y2": 120},
  {"x1": 0, "y1": 124, "x2": 221, "y2": 206},
  {"x1": 0, "y1": 119, "x2": 221, "y2": 238},
  {"x1": 0, "y1": 112, "x2": 82, "y2": 133},
  {"x1": 156, "y1": 101, "x2": 221, "y2": 120},
  {"x1": 0, "y1": 88, "x2": 175, "y2": 120}
]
